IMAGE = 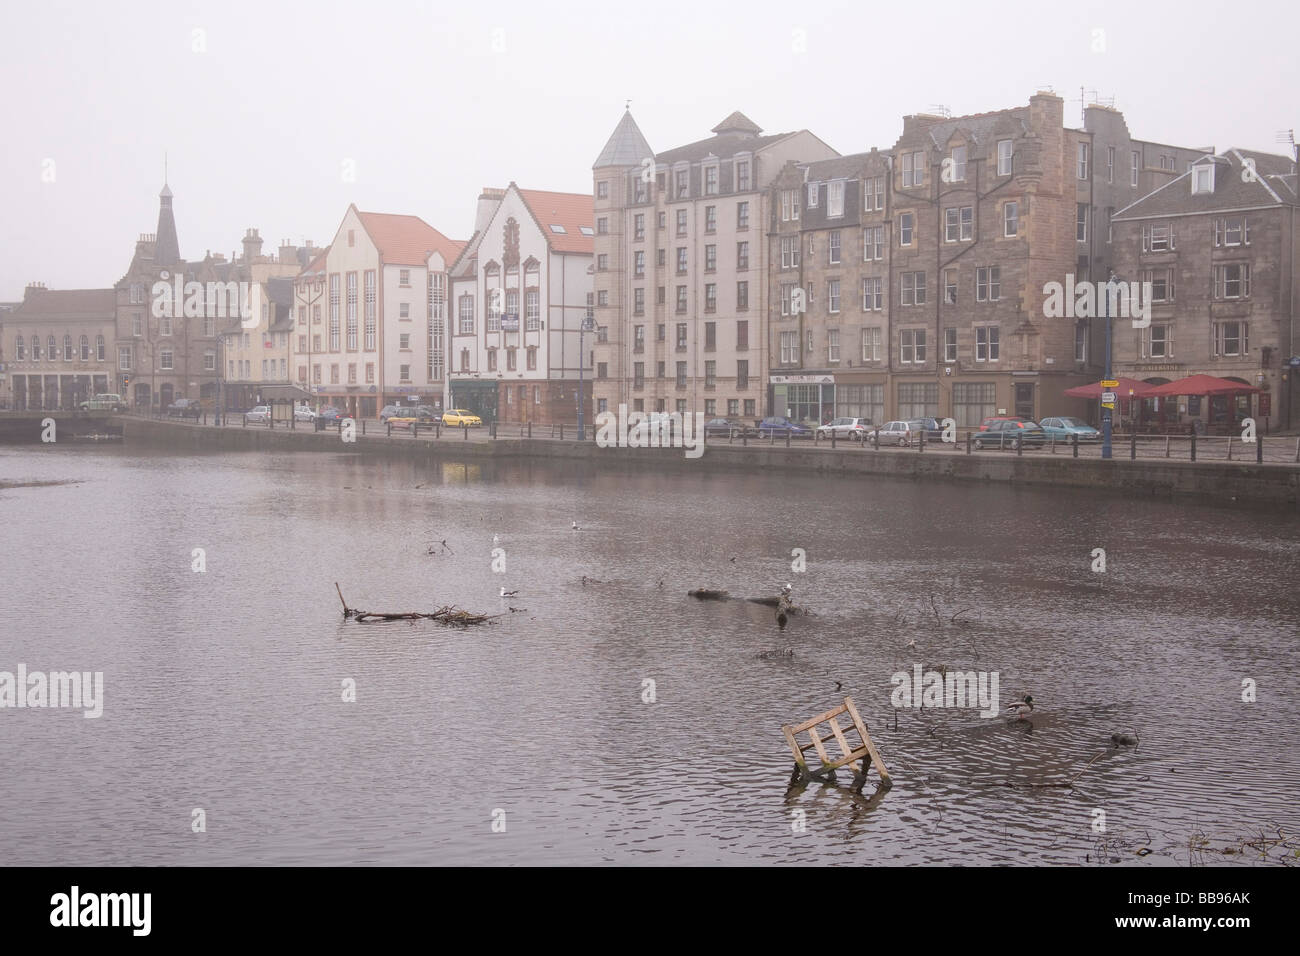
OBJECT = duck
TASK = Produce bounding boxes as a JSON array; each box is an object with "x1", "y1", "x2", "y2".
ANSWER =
[
  {"x1": 1006, "y1": 695, "x2": 1035, "y2": 721},
  {"x1": 571, "y1": 521, "x2": 579, "y2": 530},
  {"x1": 500, "y1": 587, "x2": 519, "y2": 597}
]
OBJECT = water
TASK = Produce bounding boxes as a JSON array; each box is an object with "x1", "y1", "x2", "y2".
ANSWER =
[{"x1": 1, "y1": 445, "x2": 1298, "y2": 866}]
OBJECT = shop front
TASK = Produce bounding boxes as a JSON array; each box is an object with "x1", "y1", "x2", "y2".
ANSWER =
[
  {"x1": 768, "y1": 374, "x2": 834, "y2": 426},
  {"x1": 448, "y1": 379, "x2": 499, "y2": 423}
]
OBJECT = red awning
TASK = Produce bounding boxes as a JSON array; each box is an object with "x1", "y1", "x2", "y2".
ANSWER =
[
  {"x1": 1145, "y1": 374, "x2": 1260, "y2": 397},
  {"x1": 1063, "y1": 377, "x2": 1157, "y2": 399}
]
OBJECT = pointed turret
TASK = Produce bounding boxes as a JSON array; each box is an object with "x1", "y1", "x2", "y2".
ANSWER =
[
  {"x1": 155, "y1": 183, "x2": 180, "y2": 268},
  {"x1": 593, "y1": 110, "x2": 654, "y2": 169}
]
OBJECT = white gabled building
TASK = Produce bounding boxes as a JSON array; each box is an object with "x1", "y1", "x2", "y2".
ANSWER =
[
  {"x1": 446, "y1": 184, "x2": 593, "y2": 424},
  {"x1": 295, "y1": 204, "x2": 463, "y2": 418}
]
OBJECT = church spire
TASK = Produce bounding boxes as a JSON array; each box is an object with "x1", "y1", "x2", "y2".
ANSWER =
[{"x1": 155, "y1": 181, "x2": 180, "y2": 268}]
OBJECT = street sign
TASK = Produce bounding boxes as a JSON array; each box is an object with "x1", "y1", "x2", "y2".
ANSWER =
[
  {"x1": 1101, "y1": 402, "x2": 1116, "y2": 410},
  {"x1": 1101, "y1": 391, "x2": 1117, "y2": 403},
  {"x1": 1101, "y1": 379, "x2": 1119, "y2": 388}
]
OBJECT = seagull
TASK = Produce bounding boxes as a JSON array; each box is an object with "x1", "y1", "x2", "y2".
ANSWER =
[
  {"x1": 500, "y1": 587, "x2": 519, "y2": 597},
  {"x1": 492, "y1": 534, "x2": 500, "y2": 546},
  {"x1": 905, "y1": 638, "x2": 917, "y2": 650}
]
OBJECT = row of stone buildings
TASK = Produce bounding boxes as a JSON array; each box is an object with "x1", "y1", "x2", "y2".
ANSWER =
[{"x1": 3, "y1": 90, "x2": 1297, "y2": 429}]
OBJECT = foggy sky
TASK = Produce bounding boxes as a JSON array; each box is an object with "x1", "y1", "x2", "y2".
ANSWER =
[{"x1": 2, "y1": 0, "x2": 1296, "y2": 299}]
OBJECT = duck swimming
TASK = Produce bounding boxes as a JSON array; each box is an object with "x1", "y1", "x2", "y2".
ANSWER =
[{"x1": 1006, "y1": 695, "x2": 1034, "y2": 721}]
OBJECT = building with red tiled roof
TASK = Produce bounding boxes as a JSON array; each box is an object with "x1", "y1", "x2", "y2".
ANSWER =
[
  {"x1": 295, "y1": 205, "x2": 466, "y2": 417},
  {"x1": 446, "y1": 183, "x2": 594, "y2": 424}
]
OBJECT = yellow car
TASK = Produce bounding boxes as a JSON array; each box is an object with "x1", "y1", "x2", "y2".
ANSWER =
[{"x1": 442, "y1": 409, "x2": 482, "y2": 427}]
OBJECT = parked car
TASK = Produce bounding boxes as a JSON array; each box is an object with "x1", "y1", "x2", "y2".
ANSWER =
[
  {"x1": 978, "y1": 416, "x2": 1032, "y2": 431},
  {"x1": 166, "y1": 398, "x2": 203, "y2": 419},
  {"x1": 411, "y1": 405, "x2": 442, "y2": 423},
  {"x1": 875, "y1": 420, "x2": 920, "y2": 445},
  {"x1": 316, "y1": 406, "x2": 345, "y2": 423},
  {"x1": 757, "y1": 416, "x2": 813, "y2": 439},
  {"x1": 815, "y1": 417, "x2": 870, "y2": 441},
  {"x1": 1038, "y1": 416, "x2": 1100, "y2": 442},
  {"x1": 703, "y1": 417, "x2": 756, "y2": 438},
  {"x1": 293, "y1": 405, "x2": 317, "y2": 423},
  {"x1": 244, "y1": 405, "x2": 271, "y2": 424},
  {"x1": 386, "y1": 413, "x2": 419, "y2": 430},
  {"x1": 442, "y1": 409, "x2": 482, "y2": 427},
  {"x1": 78, "y1": 393, "x2": 128, "y2": 413},
  {"x1": 380, "y1": 404, "x2": 427, "y2": 424},
  {"x1": 906, "y1": 417, "x2": 946, "y2": 441},
  {"x1": 973, "y1": 419, "x2": 1048, "y2": 449}
]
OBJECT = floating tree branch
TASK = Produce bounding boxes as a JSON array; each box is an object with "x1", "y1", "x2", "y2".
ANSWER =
[{"x1": 334, "y1": 583, "x2": 499, "y2": 627}]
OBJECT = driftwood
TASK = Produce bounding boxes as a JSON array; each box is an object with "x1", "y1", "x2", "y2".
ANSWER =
[
  {"x1": 335, "y1": 583, "x2": 499, "y2": 626},
  {"x1": 687, "y1": 588, "x2": 730, "y2": 600}
]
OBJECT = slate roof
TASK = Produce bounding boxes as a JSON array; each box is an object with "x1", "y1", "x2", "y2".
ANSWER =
[
  {"x1": 593, "y1": 110, "x2": 655, "y2": 168},
  {"x1": 1113, "y1": 149, "x2": 1298, "y2": 220},
  {"x1": 7, "y1": 289, "x2": 117, "y2": 319},
  {"x1": 801, "y1": 152, "x2": 888, "y2": 180}
]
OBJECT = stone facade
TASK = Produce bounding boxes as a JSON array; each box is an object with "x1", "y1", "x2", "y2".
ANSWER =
[{"x1": 1, "y1": 284, "x2": 117, "y2": 409}]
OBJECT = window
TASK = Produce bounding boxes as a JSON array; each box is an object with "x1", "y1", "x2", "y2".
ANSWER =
[
  {"x1": 737, "y1": 202, "x2": 750, "y2": 229},
  {"x1": 396, "y1": 364, "x2": 410, "y2": 382},
  {"x1": 861, "y1": 277, "x2": 883, "y2": 311},
  {"x1": 1142, "y1": 223, "x2": 1175, "y2": 252},
  {"x1": 657, "y1": 248, "x2": 666, "y2": 267},
  {"x1": 597, "y1": 362, "x2": 607, "y2": 379},
  {"x1": 1076, "y1": 204, "x2": 1088, "y2": 242},
  {"x1": 704, "y1": 244, "x2": 717, "y2": 272},
  {"x1": 900, "y1": 329, "x2": 927, "y2": 363},
  {"x1": 976, "y1": 266, "x2": 1000, "y2": 301},
  {"x1": 676, "y1": 362, "x2": 687, "y2": 387},
  {"x1": 634, "y1": 214, "x2": 645, "y2": 241},
  {"x1": 1192, "y1": 165, "x2": 1214, "y2": 194},
  {"x1": 458, "y1": 294, "x2": 475, "y2": 334},
  {"x1": 949, "y1": 145, "x2": 967, "y2": 182},
  {"x1": 676, "y1": 209, "x2": 687, "y2": 236},
  {"x1": 633, "y1": 288, "x2": 645, "y2": 315},
  {"x1": 975, "y1": 325, "x2": 999, "y2": 361},
  {"x1": 506, "y1": 348, "x2": 517, "y2": 371},
  {"x1": 399, "y1": 269, "x2": 411, "y2": 287},
  {"x1": 727, "y1": 399, "x2": 739, "y2": 416},
  {"x1": 898, "y1": 382, "x2": 938, "y2": 419},
  {"x1": 736, "y1": 161, "x2": 751, "y2": 191},
  {"x1": 735, "y1": 320, "x2": 748, "y2": 351},
  {"x1": 827, "y1": 181, "x2": 845, "y2": 218},
  {"x1": 676, "y1": 323, "x2": 687, "y2": 349},
  {"x1": 703, "y1": 322, "x2": 716, "y2": 350},
  {"x1": 129, "y1": 283, "x2": 145, "y2": 304},
  {"x1": 780, "y1": 330, "x2": 798, "y2": 364},
  {"x1": 944, "y1": 269, "x2": 957, "y2": 304},
  {"x1": 597, "y1": 181, "x2": 609, "y2": 199},
  {"x1": 864, "y1": 175, "x2": 885, "y2": 211},
  {"x1": 902, "y1": 151, "x2": 924, "y2": 187},
  {"x1": 159, "y1": 349, "x2": 173, "y2": 370},
  {"x1": 675, "y1": 169, "x2": 688, "y2": 198},
  {"x1": 398, "y1": 302, "x2": 410, "y2": 320},
  {"x1": 64, "y1": 335, "x2": 74, "y2": 360},
  {"x1": 705, "y1": 166, "x2": 718, "y2": 196},
  {"x1": 597, "y1": 254, "x2": 609, "y2": 272},
  {"x1": 677, "y1": 248, "x2": 688, "y2": 273},
  {"x1": 807, "y1": 182, "x2": 819, "y2": 208},
  {"x1": 781, "y1": 283, "x2": 796, "y2": 316},
  {"x1": 159, "y1": 316, "x2": 172, "y2": 336},
  {"x1": 737, "y1": 241, "x2": 749, "y2": 270},
  {"x1": 705, "y1": 284, "x2": 717, "y2": 312},
  {"x1": 657, "y1": 361, "x2": 665, "y2": 378},
  {"x1": 997, "y1": 140, "x2": 1013, "y2": 176},
  {"x1": 346, "y1": 272, "x2": 358, "y2": 349},
  {"x1": 826, "y1": 329, "x2": 840, "y2": 363},
  {"x1": 827, "y1": 279, "x2": 840, "y2": 313},
  {"x1": 1214, "y1": 321, "x2": 1249, "y2": 356},
  {"x1": 633, "y1": 250, "x2": 645, "y2": 278},
  {"x1": 1144, "y1": 268, "x2": 1175, "y2": 302},
  {"x1": 131, "y1": 313, "x2": 142, "y2": 337},
  {"x1": 944, "y1": 206, "x2": 973, "y2": 242},
  {"x1": 657, "y1": 212, "x2": 666, "y2": 229},
  {"x1": 656, "y1": 287, "x2": 665, "y2": 305},
  {"x1": 1004, "y1": 202, "x2": 1018, "y2": 237},
  {"x1": 1075, "y1": 323, "x2": 1087, "y2": 362},
  {"x1": 1106, "y1": 146, "x2": 1115, "y2": 184},
  {"x1": 901, "y1": 272, "x2": 926, "y2": 306},
  {"x1": 899, "y1": 212, "x2": 914, "y2": 246},
  {"x1": 633, "y1": 362, "x2": 645, "y2": 389},
  {"x1": 1143, "y1": 324, "x2": 1172, "y2": 358},
  {"x1": 1131, "y1": 150, "x2": 1140, "y2": 186},
  {"x1": 634, "y1": 178, "x2": 648, "y2": 203},
  {"x1": 313, "y1": 363, "x2": 321, "y2": 383},
  {"x1": 14, "y1": 335, "x2": 24, "y2": 361},
  {"x1": 597, "y1": 290, "x2": 608, "y2": 307},
  {"x1": 1077, "y1": 142, "x2": 1089, "y2": 180},
  {"x1": 1214, "y1": 217, "x2": 1249, "y2": 247},
  {"x1": 827, "y1": 230, "x2": 841, "y2": 264},
  {"x1": 705, "y1": 360, "x2": 716, "y2": 387},
  {"x1": 118, "y1": 346, "x2": 131, "y2": 370},
  {"x1": 944, "y1": 328, "x2": 957, "y2": 363},
  {"x1": 781, "y1": 189, "x2": 800, "y2": 221},
  {"x1": 953, "y1": 382, "x2": 996, "y2": 427},
  {"x1": 96, "y1": 335, "x2": 105, "y2": 361},
  {"x1": 398, "y1": 332, "x2": 411, "y2": 350},
  {"x1": 1215, "y1": 264, "x2": 1250, "y2": 299},
  {"x1": 525, "y1": 291, "x2": 539, "y2": 330},
  {"x1": 487, "y1": 349, "x2": 498, "y2": 372},
  {"x1": 781, "y1": 237, "x2": 800, "y2": 269},
  {"x1": 861, "y1": 327, "x2": 882, "y2": 361},
  {"x1": 863, "y1": 226, "x2": 884, "y2": 260},
  {"x1": 676, "y1": 287, "x2": 687, "y2": 312},
  {"x1": 839, "y1": 384, "x2": 884, "y2": 424}
]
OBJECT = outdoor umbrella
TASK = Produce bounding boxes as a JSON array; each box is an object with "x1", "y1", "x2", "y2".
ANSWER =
[
  {"x1": 1145, "y1": 374, "x2": 1260, "y2": 397},
  {"x1": 1063, "y1": 377, "x2": 1156, "y2": 400}
]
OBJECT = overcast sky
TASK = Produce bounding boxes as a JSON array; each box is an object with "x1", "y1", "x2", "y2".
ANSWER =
[{"x1": 2, "y1": 0, "x2": 1295, "y2": 299}]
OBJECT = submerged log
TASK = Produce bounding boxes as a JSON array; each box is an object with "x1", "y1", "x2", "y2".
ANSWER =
[
  {"x1": 334, "y1": 583, "x2": 499, "y2": 626},
  {"x1": 687, "y1": 588, "x2": 731, "y2": 600}
]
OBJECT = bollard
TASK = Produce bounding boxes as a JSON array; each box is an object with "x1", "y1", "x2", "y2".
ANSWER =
[
  {"x1": 1257, "y1": 435, "x2": 1263, "y2": 464},
  {"x1": 528, "y1": 421, "x2": 532, "y2": 439},
  {"x1": 269, "y1": 415, "x2": 273, "y2": 429},
  {"x1": 1191, "y1": 434, "x2": 1197, "y2": 461},
  {"x1": 436, "y1": 422, "x2": 441, "y2": 439},
  {"x1": 463, "y1": 423, "x2": 469, "y2": 440},
  {"x1": 873, "y1": 427, "x2": 880, "y2": 448},
  {"x1": 770, "y1": 427, "x2": 775, "y2": 445},
  {"x1": 1016, "y1": 434, "x2": 1023, "y2": 456},
  {"x1": 1165, "y1": 436, "x2": 1170, "y2": 458},
  {"x1": 1050, "y1": 436, "x2": 1055, "y2": 454},
  {"x1": 785, "y1": 428, "x2": 791, "y2": 448},
  {"x1": 242, "y1": 414, "x2": 247, "y2": 427},
  {"x1": 918, "y1": 429, "x2": 924, "y2": 453},
  {"x1": 491, "y1": 422, "x2": 497, "y2": 440},
  {"x1": 202, "y1": 410, "x2": 207, "y2": 426},
  {"x1": 1072, "y1": 433, "x2": 1078, "y2": 458},
  {"x1": 1130, "y1": 431, "x2": 1136, "y2": 461},
  {"x1": 387, "y1": 421, "x2": 392, "y2": 438},
  {"x1": 362, "y1": 419, "x2": 366, "y2": 436},
  {"x1": 966, "y1": 432, "x2": 972, "y2": 455},
  {"x1": 1227, "y1": 437, "x2": 1233, "y2": 461},
  {"x1": 742, "y1": 429, "x2": 747, "y2": 447},
  {"x1": 831, "y1": 431, "x2": 836, "y2": 449},
  {"x1": 560, "y1": 424, "x2": 564, "y2": 441}
]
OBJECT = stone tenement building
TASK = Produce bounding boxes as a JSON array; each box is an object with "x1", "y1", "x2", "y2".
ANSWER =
[
  {"x1": 1112, "y1": 149, "x2": 1299, "y2": 430},
  {"x1": 2, "y1": 284, "x2": 117, "y2": 409},
  {"x1": 765, "y1": 92, "x2": 1212, "y2": 427},
  {"x1": 590, "y1": 110, "x2": 836, "y2": 421}
]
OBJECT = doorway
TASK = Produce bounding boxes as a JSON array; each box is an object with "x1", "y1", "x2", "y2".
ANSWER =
[{"x1": 1014, "y1": 382, "x2": 1035, "y2": 420}]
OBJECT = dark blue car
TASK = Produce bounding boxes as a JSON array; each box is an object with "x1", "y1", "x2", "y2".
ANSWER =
[{"x1": 757, "y1": 416, "x2": 813, "y2": 439}]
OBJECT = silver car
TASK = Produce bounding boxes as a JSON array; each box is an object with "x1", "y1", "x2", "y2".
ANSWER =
[
  {"x1": 875, "y1": 420, "x2": 917, "y2": 446},
  {"x1": 244, "y1": 405, "x2": 271, "y2": 424},
  {"x1": 293, "y1": 405, "x2": 317, "y2": 422},
  {"x1": 815, "y1": 417, "x2": 870, "y2": 441}
]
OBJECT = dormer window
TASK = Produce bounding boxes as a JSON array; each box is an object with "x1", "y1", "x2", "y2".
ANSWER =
[
  {"x1": 949, "y1": 146, "x2": 967, "y2": 182},
  {"x1": 807, "y1": 183, "x2": 819, "y2": 208},
  {"x1": 1192, "y1": 165, "x2": 1214, "y2": 195}
]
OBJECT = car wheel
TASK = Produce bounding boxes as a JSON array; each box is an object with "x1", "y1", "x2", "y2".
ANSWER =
[{"x1": 974, "y1": 438, "x2": 985, "y2": 450}]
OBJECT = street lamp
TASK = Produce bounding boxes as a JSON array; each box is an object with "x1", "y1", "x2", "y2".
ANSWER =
[
  {"x1": 579, "y1": 311, "x2": 594, "y2": 439},
  {"x1": 1101, "y1": 270, "x2": 1120, "y2": 460}
]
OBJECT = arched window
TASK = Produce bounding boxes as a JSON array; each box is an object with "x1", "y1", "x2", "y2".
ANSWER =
[
  {"x1": 48, "y1": 335, "x2": 57, "y2": 360},
  {"x1": 80, "y1": 335, "x2": 89, "y2": 360},
  {"x1": 15, "y1": 335, "x2": 24, "y2": 360},
  {"x1": 96, "y1": 335, "x2": 106, "y2": 361},
  {"x1": 64, "y1": 334, "x2": 74, "y2": 360},
  {"x1": 31, "y1": 335, "x2": 40, "y2": 360}
]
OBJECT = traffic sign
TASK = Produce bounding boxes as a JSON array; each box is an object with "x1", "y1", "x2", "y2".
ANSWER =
[
  {"x1": 1101, "y1": 379, "x2": 1119, "y2": 388},
  {"x1": 1101, "y1": 402, "x2": 1116, "y2": 410},
  {"x1": 1101, "y1": 391, "x2": 1117, "y2": 403}
]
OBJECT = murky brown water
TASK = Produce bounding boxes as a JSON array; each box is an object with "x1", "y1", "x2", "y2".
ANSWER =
[{"x1": 1, "y1": 444, "x2": 1297, "y2": 865}]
